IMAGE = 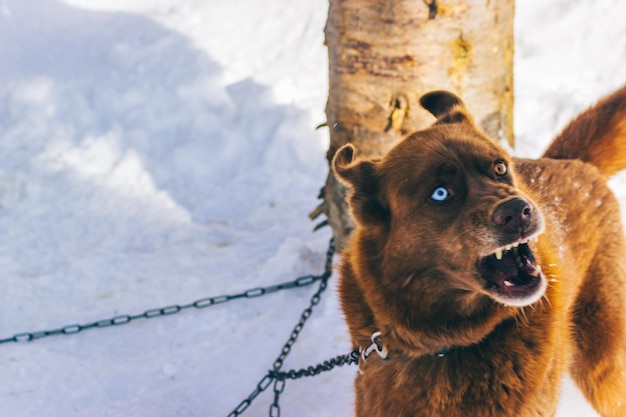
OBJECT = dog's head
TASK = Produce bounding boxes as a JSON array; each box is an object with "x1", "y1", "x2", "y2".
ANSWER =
[{"x1": 334, "y1": 91, "x2": 547, "y2": 309}]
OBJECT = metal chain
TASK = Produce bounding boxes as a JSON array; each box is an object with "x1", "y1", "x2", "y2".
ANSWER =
[
  {"x1": 270, "y1": 350, "x2": 359, "y2": 381},
  {"x1": 227, "y1": 239, "x2": 356, "y2": 417},
  {"x1": 225, "y1": 350, "x2": 359, "y2": 417},
  {"x1": 272, "y1": 239, "x2": 335, "y2": 374},
  {"x1": 0, "y1": 240, "x2": 335, "y2": 345}
]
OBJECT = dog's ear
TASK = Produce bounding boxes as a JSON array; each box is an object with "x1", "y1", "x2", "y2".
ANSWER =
[
  {"x1": 333, "y1": 144, "x2": 388, "y2": 225},
  {"x1": 420, "y1": 90, "x2": 474, "y2": 126}
]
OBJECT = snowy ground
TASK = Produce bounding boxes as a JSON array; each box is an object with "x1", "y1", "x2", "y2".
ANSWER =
[{"x1": 1, "y1": 0, "x2": 625, "y2": 416}]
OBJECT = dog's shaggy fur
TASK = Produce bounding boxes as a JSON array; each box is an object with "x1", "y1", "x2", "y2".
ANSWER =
[{"x1": 333, "y1": 86, "x2": 626, "y2": 417}]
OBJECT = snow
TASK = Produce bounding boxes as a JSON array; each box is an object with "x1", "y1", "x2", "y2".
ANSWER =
[{"x1": 0, "y1": 0, "x2": 624, "y2": 416}]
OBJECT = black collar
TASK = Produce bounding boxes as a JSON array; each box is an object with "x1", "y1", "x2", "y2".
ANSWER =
[{"x1": 360, "y1": 331, "x2": 455, "y2": 363}]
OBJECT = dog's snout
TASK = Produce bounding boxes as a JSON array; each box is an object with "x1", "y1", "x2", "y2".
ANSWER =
[{"x1": 492, "y1": 198, "x2": 533, "y2": 233}]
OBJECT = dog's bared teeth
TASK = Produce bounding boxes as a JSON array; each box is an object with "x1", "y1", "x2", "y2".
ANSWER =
[
  {"x1": 503, "y1": 280, "x2": 515, "y2": 287},
  {"x1": 529, "y1": 265, "x2": 542, "y2": 278},
  {"x1": 495, "y1": 248, "x2": 503, "y2": 260}
]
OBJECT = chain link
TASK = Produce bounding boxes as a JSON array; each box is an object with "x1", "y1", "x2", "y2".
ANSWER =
[
  {"x1": 0, "y1": 241, "x2": 334, "y2": 346},
  {"x1": 270, "y1": 378, "x2": 285, "y2": 417}
]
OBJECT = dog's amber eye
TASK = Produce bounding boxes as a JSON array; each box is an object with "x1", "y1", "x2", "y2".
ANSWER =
[{"x1": 494, "y1": 161, "x2": 508, "y2": 176}]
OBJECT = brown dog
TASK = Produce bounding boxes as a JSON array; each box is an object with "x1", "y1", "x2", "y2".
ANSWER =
[{"x1": 333, "y1": 86, "x2": 626, "y2": 416}]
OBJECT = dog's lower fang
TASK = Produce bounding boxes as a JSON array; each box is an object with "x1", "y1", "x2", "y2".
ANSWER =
[
  {"x1": 529, "y1": 264, "x2": 542, "y2": 278},
  {"x1": 495, "y1": 248, "x2": 503, "y2": 260}
]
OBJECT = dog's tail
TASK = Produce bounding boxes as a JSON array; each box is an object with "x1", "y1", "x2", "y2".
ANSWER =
[{"x1": 542, "y1": 85, "x2": 626, "y2": 178}]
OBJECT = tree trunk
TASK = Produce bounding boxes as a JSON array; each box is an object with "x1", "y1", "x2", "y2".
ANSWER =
[{"x1": 321, "y1": 0, "x2": 514, "y2": 249}]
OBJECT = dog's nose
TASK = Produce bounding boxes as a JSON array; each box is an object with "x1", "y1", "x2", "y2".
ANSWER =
[{"x1": 492, "y1": 198, "x2": 533, "y2": 233}]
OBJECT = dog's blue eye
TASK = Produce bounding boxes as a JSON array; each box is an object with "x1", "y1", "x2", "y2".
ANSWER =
[{"x1": 430, "y1": 186, "x2": 449, "y2": 202}]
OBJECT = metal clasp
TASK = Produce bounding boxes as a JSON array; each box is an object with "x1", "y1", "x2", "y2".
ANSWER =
[{"x1": 361, "y1": 331, "x2": 388, "y2": 362}]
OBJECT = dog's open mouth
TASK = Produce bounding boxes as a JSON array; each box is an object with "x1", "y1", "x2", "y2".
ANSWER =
[{"x1": 476, "y1": 238, "x2": 546, "y2": 307}]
